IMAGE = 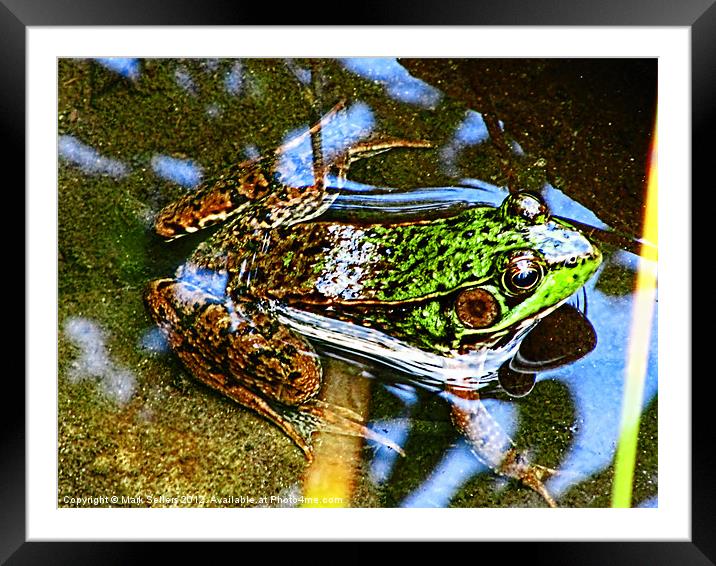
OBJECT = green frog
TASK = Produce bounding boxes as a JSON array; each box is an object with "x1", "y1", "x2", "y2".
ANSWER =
[{"x1": 145, "y1": 127, "x2": 602, "y2": 507}]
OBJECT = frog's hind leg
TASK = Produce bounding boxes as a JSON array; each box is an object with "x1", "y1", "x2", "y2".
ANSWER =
[
  {"x1": 448, "y1": 386, "x2": 559, "y2": 508},
  {"x1": 146, "y1": 277, "x2": 327, "y2": 457},
  {"x1": 292, "y1": 399, "x2": 406, "y2": 458},
  {"x1": 145, "y1": 277, "x2": 402, "y2": 461}
]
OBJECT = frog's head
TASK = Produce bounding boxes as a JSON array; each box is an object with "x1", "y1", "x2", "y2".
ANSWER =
[{"x1": 454, "y1": 192, "x2": 602, "y2": 346}]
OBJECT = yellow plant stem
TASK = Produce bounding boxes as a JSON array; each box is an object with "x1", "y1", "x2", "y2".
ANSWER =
[
  {"x1": 611, "y1": 116, "x2": 658, "y2": 508},
  {"x1": 302, "y1": 359, "x2": 370, "y2": 508}
]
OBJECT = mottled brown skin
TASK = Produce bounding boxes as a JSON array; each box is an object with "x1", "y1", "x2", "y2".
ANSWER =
[
  {"x1": 154, "y1": 160, "x2": 274, "y2": 239},
  {"x1": 145, "y1": 271, "x2": 405, "y2": 460},
  {"x1": 145, "y1": 278, "x2": 326, "y2": 457}
]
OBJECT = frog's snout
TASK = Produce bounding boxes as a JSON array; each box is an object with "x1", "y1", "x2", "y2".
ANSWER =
[
  {"x1": 538, "y1": 223, "x2": 602, "y2": 272},
  {"x1": 561, "y1": 240, "x2": 602, "y2": 269}
]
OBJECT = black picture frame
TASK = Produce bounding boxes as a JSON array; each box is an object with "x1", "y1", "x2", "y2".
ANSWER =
[{"x1": 8, "y1": 0, "x2": 707, "y2": 562}]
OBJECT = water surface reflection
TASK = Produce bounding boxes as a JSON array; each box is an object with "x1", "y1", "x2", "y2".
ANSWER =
[{"x1": 58, "y1": 57, "x2": 657, "y2": 508}]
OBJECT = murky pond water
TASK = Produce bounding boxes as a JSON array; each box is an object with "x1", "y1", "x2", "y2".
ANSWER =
[{"x1": 58, "y1": 58, "x2": 657, "y2": 508}]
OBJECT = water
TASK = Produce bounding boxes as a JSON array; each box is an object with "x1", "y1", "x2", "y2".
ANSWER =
[{"x1": 57, "y1": 57, "x2": 657, "y2": 508}]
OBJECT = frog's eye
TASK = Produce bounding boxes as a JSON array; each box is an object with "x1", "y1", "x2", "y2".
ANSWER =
[
  {"x1": 502, "y1": 252, "x2": 544, "y2": 295},
  {"x1": 504, "y1": 193, "x2": 549, "y2": 223}
]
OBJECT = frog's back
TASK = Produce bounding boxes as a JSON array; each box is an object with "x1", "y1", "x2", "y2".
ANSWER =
[{"x1": 199, "y1": 207, "x2": 502, "y2": 305}]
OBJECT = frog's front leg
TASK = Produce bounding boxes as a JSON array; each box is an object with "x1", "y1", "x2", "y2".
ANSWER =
[
  {"x1": 153, "y1": 159, "x2": 276, "y2": 240},
  {"x1": 234, "y1": 136, "x2": 434, "y2": 232},
  {"x1": 329, "y1": 136, "x2": 433, "y2": 183},
  {"x1": 153, "y1": 136, "x2": 432, "y2": 240},
  {"x1": 448, "y1": 387, "x2": 558, "y2": 508},
  {"x1": 145, "y1": 275, "x2": 402, "y2": 460}
]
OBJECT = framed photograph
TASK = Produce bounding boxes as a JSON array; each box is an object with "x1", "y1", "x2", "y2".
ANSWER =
[{"x1": 11, "y1": 0, "x2": 707, "y2": 561}]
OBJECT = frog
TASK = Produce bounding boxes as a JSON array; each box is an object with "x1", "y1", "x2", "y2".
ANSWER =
[{"x1": 144, "y1": 118, "x2": 602, "y2": 507}]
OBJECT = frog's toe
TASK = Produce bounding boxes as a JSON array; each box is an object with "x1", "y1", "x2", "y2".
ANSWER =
[
  {"x1": 520, "y1": 470, "x2": 558, "y2": 509},
  {"x1": 299, "y1": 400, "x2": 406, "y2": 457},
  {"x1": 500, "y1": 449, "x2": 559, "y2": 508},
  {"x1": 310, "y1": 399, "x2": 364, "y2": 422}
]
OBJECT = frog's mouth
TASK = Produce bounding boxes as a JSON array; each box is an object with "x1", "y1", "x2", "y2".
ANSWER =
[{"x1": 457, "y1": 297, "x2": 569, "y2": 353}]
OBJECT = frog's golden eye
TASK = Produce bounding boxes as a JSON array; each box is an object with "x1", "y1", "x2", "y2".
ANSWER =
[
  {"x1": 505, "y1": 192, "x2": 549, "y2": 223},
  {"x1": 502, "y1": 252, "x2": 544, "y2": 295}
]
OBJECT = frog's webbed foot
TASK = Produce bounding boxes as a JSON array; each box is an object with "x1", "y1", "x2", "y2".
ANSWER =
[
  {"x1": 499, "y1": 449, "x2": 559, "y2": 508},
  {"x1": 295, "y1": 399, "x2": 406, "y2": 457},
  {"x1": 243, "y1": 397, "x2": 405, "y2": 463}
]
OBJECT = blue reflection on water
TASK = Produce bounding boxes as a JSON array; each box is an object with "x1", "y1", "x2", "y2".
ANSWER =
[
  {"x1": 511, "y1": 140, "x2": 526, "y2": 156},
  {"x1": 225, "y1": 61, "x2": 244, "y2": 95},
  {"x1": 329, "y1": 177, "x2": 509, "y2": 218},
  {"x1": 58, "y1": 135, "x2": 129, "y2": 178},
  {"x1": 611, "y1": 248, "x2": 644, "y2": 271},
  {"x1": 202, "y1": 59, "x2": 220, "y2": 73},
  {"x1": 64, "y1": 316, "x2": 136, "y2": 405},
  {"x1": 151, "y1": 155, "x2": 203, "y2": 188},
  {"x1": 285, "y1": 60, "x2": 311, "y2": 85},
  {"x1": 401, "y1": 441, "x2": 487, "y2": 508},
  {"x1": 340, "y1": 58, "x2": 442, "y2": 109},
  {"x1": 545, "y1": 262, "x2": 658, "y2": 496},
  {"x1": 383, "y1": 383, "x2": 419, "y2": 406},
  {"x1": 440, "y1": 111, "x2": 490, "y2": 176},
  {"x1": 276, "y1": 102, "x2": 375, "y2": 187},
  {"x1": 543, "y1": 183, "x2": 610, "y2": 230},
  {"x1": 95, "y1": 58, "x2": 140, "y2": 80},
  {"x1": 335, "y1": 184, "x2": 507, "y2": 207},
  {"x1": 368, "y1": 384, "x2": 419, "y2": 484},
  {"x1": 139, "y1": 327, "x2": 170, "y2": 354},
  {"x1": 243, "y1": 145, "x2": 261, "y2": 161},
  {"x1": 455, "y1": 111, "x2": 489, "y2": 145},
  {"x1": 638, "y1": 496, "x2": 658, "y2": 508},
  {"x1": 174, "y1": 66, "x2": 197, "y2": 95},
  {"x1": 399, "y1": 399, "x2": 518, "y2": 507},
  {"x1": 458, "y1": 178, "x2": 510, "y2": 206},
  {"x1": 177, "y1": 265, "x2": 229, "y2": 299}
]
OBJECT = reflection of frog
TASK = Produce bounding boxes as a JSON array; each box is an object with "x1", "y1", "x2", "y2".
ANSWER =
[{"x1": 145, "y1": 128, "x2": 602, "y2": 506}]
